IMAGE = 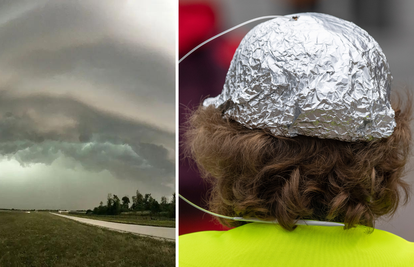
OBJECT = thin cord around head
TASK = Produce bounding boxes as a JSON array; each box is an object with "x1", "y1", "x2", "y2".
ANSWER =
[
  {"x1": 179, "y1": 194, "x2": 236, "y2": 220},
  {"x1": 179, "y1": 194, "x2": 345, "y2": 227},
  {"x1": 179, "y1": 15, "x2": 286, "y2": 64}
]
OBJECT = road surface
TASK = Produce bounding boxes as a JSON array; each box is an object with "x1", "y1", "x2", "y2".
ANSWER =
[{"x1": 52, "y1": 213, "x2": 175, "y2": 240}]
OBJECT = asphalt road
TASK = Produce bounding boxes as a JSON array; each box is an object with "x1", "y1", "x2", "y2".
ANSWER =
[{"x1": 52, "y1": 213, "x2": 175, "y2": 240}]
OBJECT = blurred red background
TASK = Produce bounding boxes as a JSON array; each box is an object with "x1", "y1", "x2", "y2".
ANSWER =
[{"x1": 179, "y1": 1, "x2": 233, "y2": 236}]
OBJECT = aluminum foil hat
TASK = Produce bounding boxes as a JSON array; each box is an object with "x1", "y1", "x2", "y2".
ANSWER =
[{"x1": 203, "y1": 13, "x2": 396, "y2": 142}]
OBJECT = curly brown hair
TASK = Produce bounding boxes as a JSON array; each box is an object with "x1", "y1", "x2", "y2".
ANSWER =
[{"x1": 183, "y1": 93, "x2": 412, "y2": 231}]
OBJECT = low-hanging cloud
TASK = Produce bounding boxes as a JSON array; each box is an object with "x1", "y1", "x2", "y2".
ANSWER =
[
  {"x1": 0, "y1": 93, "x2": 175, "y2": 189},
  {"x1": 0, "y1": 1, "x2": 175, "y2": 208}
]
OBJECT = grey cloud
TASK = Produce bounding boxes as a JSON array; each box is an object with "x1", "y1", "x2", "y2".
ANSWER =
[
  {"x1": 0, "y1": 93, "x2": 175, "y2": 189},
  {"x1": 0, "y1": 1, "x2": 174, "y2": 99},
  {"x1": 0, "y1": 1, "x2": 107, "y2": 54},
  {"x1": 0, "y1": 92, "x2": 174, "y2": 146},
  {"x1": 0, "y1": 0, "x2": 175, "y2": 208},
  {"x1": 9, "y1": 141, "x2": 173, "y2": 186},
  {"x1": 7, "y1": 39, "x2": 174, "y2": 104},
  {"x1": 0, "y1": 1, "x2": 175, "y2": 130}
]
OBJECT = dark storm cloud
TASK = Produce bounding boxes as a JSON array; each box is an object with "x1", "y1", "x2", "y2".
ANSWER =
[
  {"x1": 0, "y1": 93, "x2": 174, "y2": 187},
  {"x1": 0, "y1": 92, "x2": 173, "y2": 145},
  {"x1": 0, "y1": 1, "x2": 175, "y2": 207}
]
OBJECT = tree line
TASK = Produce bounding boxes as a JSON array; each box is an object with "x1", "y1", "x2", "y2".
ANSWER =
[{"x1": 89, "y1": 190, "x2": 175, "y2": 218}]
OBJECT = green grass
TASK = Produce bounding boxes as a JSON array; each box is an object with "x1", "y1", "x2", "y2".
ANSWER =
[
  {"x1": 0, "y1": 211, "x2": 175, "y2": 267},
  {"x1": 67, "y1": 214, "x2": 175, "y2": 228}
]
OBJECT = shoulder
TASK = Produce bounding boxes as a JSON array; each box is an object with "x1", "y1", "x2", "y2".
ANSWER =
[
  {"x1": 179, "y1": 229, "x2": 226, "y2": 248},
  {"x1": 366, "y1": 228, "x2": 414, "y2": 265},
  {"x1": 179, "y1": 224, "x2": 414, "y2": 267},
  {"x1": 179, "y1": 230, "x2": 228, "y2": 267}
]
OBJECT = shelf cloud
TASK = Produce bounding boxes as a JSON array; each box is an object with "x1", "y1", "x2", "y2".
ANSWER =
[{"x1": 0, "y1": 0, "x2": 175, "y2": 210}]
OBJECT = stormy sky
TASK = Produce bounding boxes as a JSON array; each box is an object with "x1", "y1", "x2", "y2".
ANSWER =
[{"x1": 0, "y1": 1, "x2": 176, "y2": 210}]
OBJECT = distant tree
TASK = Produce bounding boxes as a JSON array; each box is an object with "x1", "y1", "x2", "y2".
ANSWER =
[
  {"x1": 122, "y1": 196, "x2": 130, "y2": 211},
  {"x1": 168, "y1": 193, "x2": 176, "y2": 218},
  {"x1": 107, "y1": 193, "x2": 113, "y2": 211},
  {"x1": 90, "y1": 190, "x2": 173, "y2": 216},
  {"x1": 95, "y1": 204, "x2": 107, "y2": 215},
  {"x1": 109, "y1": 194, "x2": 121, "y2": 215},
  {"x1": 135, "y1": 190, "x2": 144, "y2": 211},
  {"x1": 144, "y1": 193, "x2": 152, "y2": 210},
  {"x1": 131, "y1": 195, "x2": 137, "y2": 210},
  {"x1": 160, "y1": 196, "x2": 169, "y2": 212},
  {"x1": 150, "y1": 198, "x2": 161, "y2": 215}
]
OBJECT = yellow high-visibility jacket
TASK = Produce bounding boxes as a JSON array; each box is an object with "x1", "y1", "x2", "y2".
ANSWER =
[{"x1": 179, "y1": 223, "x2": 414, "y2": 266}]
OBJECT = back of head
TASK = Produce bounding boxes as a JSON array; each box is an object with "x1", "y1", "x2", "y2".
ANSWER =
[
  {"x1": 185, "y1": 100, "x2": 411, "y2": 231},
  {"x1": 183, "y1": 13, "x2": 413, "y2": 231}
]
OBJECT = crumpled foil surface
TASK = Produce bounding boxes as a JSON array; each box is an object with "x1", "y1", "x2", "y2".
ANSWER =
[{"x1": 203, "y1": 13, "x2": 396, "y2": 142}]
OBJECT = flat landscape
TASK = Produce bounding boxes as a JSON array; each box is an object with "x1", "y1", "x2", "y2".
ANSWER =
[{"x1": 0, "y1": 211, "x2": 175, "y2": 267}]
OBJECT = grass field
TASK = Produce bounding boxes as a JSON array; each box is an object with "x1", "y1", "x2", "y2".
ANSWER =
[
  {"x1": 0, "y1": 211, "x2": 175, "y2": 267},
  {"x1": 67, "y1": 213, "x2": 175, "y2": 228}
]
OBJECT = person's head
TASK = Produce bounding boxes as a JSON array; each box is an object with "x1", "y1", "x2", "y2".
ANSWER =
[
  {"x1": 184, "y1": 95, "x2": 411, "y2": 231},
  {"x1": 183, "y1": 13, "x2": 413, "y2": 231}
]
